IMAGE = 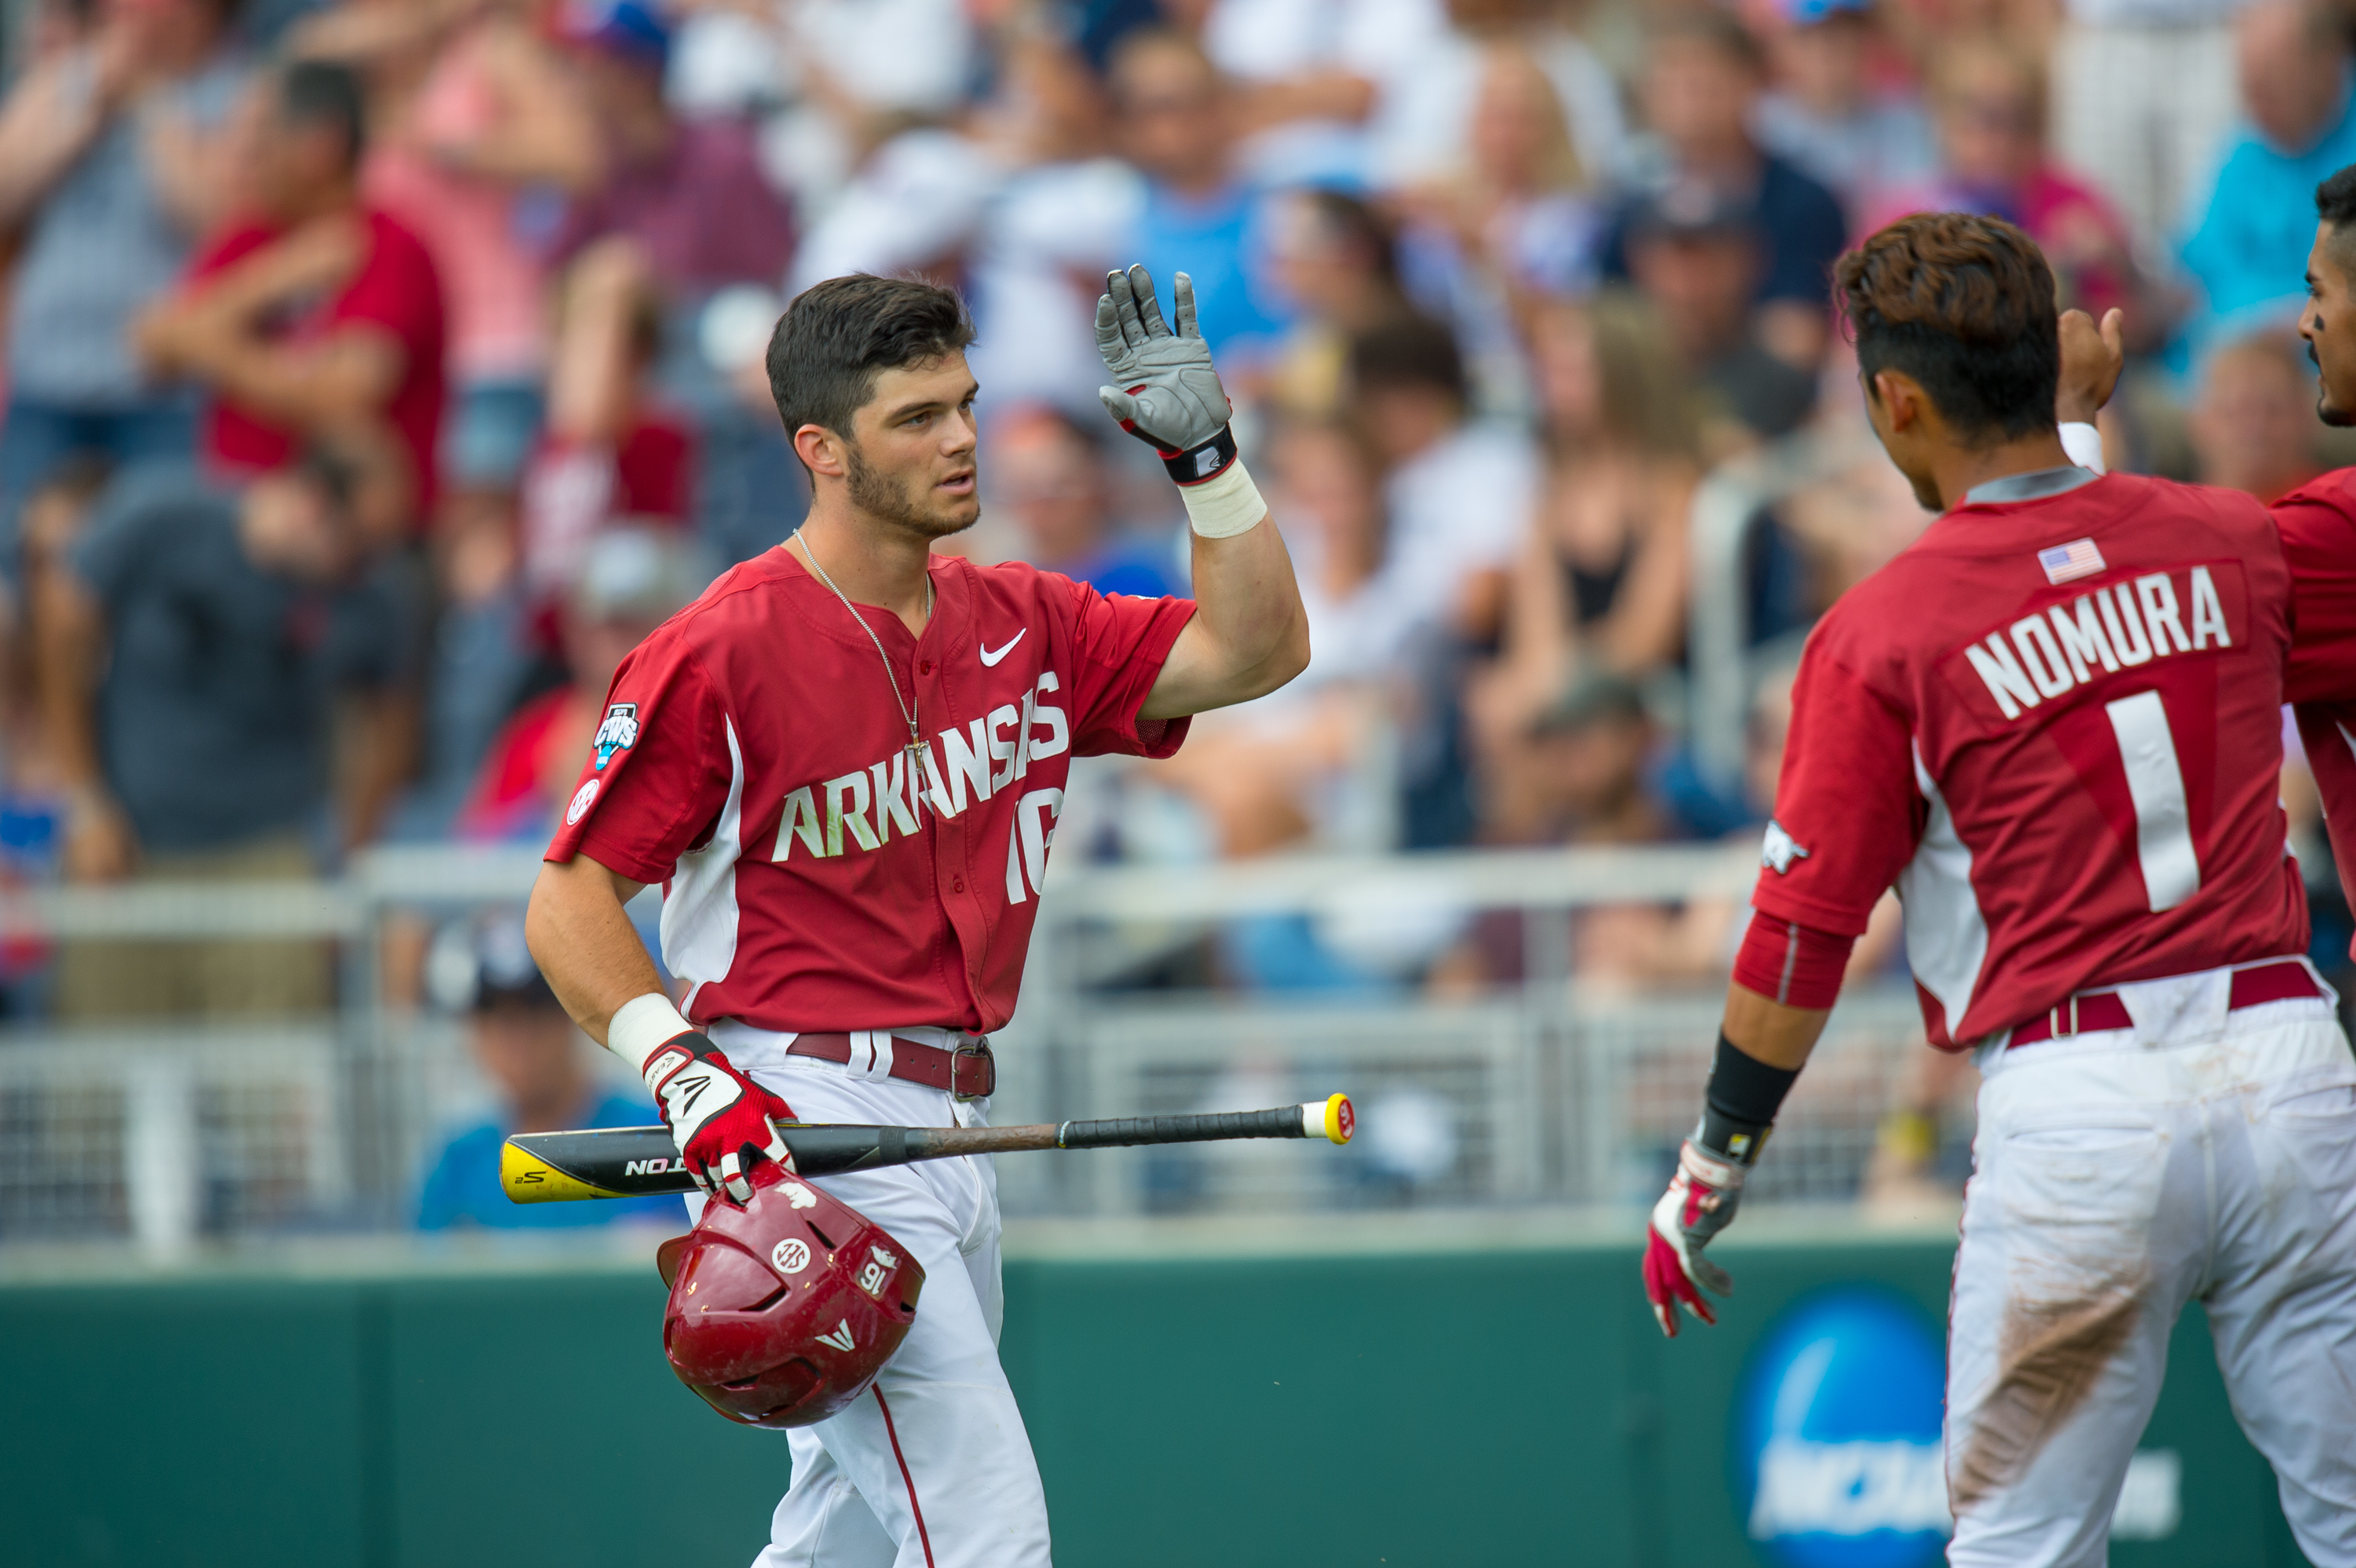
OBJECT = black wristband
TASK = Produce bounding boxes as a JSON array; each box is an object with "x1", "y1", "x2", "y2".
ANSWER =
[
  {"x1": 1161, "y1": 423, "x2": 1238, "y2": 485},
  {"x1": 1699, "y1": 1031, "x2": 1799, "y2": 1165}
]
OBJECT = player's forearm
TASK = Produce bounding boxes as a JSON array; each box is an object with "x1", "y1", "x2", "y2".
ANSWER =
[
  {"x1": 1140, "y1": 520, "x2": 1310, "y2": 719},
  {"x1": 1722, "y1": 981, "x2": 1832, "y2": 1071},
  {"x1": 525, "y1": 854, "x2": 664, "y2": 1049}
]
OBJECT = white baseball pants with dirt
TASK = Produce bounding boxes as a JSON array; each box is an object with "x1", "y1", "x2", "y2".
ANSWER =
[
  {"x1": 686, "y1": 1024, "x2": 1054, "y2": 1568},
  {"x1": 1947, "y1": 961, "x2": 2356, "y2": 1567}
]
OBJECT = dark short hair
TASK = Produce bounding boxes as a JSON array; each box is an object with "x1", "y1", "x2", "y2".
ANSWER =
[
  {"x1": 278, "y1": 60, "x2": 366, "y2": 168},
  {"x1": 766, "y1": 276, "x2": 977, "y2": 445},
  {"x1": 1833, "y1": 211, "x2": 2058, "y2": 444},
  {"x1": 1348, "y1": 314, "x2": 1468, "y2": 405},
  {"x1": 2321, "y1": 163, "x2": 2356, "y2": 230},
  {"x1": 2318, "y1": 163, "x2": 2356, "y2": 281}
]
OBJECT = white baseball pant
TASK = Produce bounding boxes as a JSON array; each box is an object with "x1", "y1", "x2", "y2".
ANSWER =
[
  {"x1": 688, "y1": 1025, "x2": 1054, "y2": 1568},
  {"x1": 1947, "y1": 960, "x2": 2356, "y2": 1567}
]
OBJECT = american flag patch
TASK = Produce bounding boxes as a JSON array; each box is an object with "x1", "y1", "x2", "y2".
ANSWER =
[{"x1": 2039, "y1": 538, "x2": 2106, "y2": 584}]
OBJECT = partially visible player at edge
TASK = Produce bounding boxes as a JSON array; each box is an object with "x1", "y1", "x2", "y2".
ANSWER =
[
  {"x1": 1642, "y1": 213, "x2": 2356, "y2": 1567},
  {"x1": 2256, "y1": 167, "x2": 2356, "y2": 941},
  {"x1": 525, "y1": 265, "x2": 1308, "y2": 1566}
]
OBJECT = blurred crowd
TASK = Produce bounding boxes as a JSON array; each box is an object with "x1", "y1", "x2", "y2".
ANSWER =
[{"x1": 0, "y1": 0, "x2": 2349, "y2": 1068}]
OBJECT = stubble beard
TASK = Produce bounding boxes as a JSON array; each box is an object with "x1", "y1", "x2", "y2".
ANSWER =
[{"x1": 846, "y1": 441, "x2": 977, "y2": 541}]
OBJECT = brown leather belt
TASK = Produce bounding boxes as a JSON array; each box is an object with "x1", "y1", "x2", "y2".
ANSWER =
[
  {"x1": 2008, "y1": 959, "x2": 2322, "y2": 1048},
  {"x1": 785, "y1": 1031, "x2": 997, "y2": 1099}
]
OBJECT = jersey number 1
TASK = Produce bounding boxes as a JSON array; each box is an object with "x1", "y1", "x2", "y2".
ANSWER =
[{"x1": 2105, "y1": 689, "x2": 2199, "y2": 912}]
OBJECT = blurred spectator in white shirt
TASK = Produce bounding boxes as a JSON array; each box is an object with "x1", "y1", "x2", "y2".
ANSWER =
[
  {"x1": 1368, "y1": 0, "x2": 1625, "y2": 196},
  {"x1": 1396, "y1": 39, "x2": 1608, "y2": 418},
  {"x1": 1347, "y1": 313, "x2": 1535, "y2": 641},
  {"x1": 1140, "y1": 418, "x2": 1425, "y2": 857},
  {"x1": 680, "y1": 0, "x2": 975, "y2": 211},
  {"x1": 1753, "y1": 0, "x2": 1937, "y2": 217},
  {"x1": 1198, "y1": 0, "x2": 1440, "y2": 185},
  {"x1": 954, "y1": 27, "x2": 1139, "y2": 414},
  {"x1": 2051, "y1": 0, "x2": 2244, "y2": 254}
]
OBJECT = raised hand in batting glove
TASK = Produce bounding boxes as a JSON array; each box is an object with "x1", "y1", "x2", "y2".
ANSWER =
[
  {"x1": 1096, "y1": 264, "x2": 1236, "y2": 481},
  {"x1": 1643, "y1": 1137, "x2": 1749, "y2": 1337},
  {"x1": 641, "y1": 1033, "x2": 795, "y2": 1204}
]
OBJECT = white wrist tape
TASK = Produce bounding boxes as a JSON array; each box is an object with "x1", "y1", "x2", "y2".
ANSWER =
[
  {"x1": 1180, "y1": 457, "x2": 1268, "y2": 539},
  {"x1": 2059, "y1": 421, "x2": 2107, "y2": 476},
  {"x1": 609, "y1": 991, "x2": 696, "y2": 1073}
]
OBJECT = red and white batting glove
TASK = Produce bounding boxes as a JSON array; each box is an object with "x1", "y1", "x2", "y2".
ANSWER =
[
  {"x1": 1642, "y1": 1139, "x2": 1746, "y2": 1338},
  {"x1": 611, "y1": 994, "x2": 793, "y2": 1204}
]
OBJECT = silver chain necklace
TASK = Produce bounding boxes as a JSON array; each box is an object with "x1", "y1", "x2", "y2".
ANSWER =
[{"x1": 789, "y1": 528, "x2": 934, "y2": 765}]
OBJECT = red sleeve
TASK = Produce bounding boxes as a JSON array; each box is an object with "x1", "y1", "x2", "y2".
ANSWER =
[
  {"x1": 2274, "y1": 480, "x2": 2356, "y2": 704},
  {"x1": 1060, "y1": 577, "x2": 1199, "y2": 759},
  {"x1": 1747, "y1": 634, "x2": 1924, "y2": 938},
  {"x1": 1732, "y1": 915, "x2": 1856, "y2": 1009},
  {"x1": 2297, "y1": 703, "x2": 2356, "y2": 945},
  {"x1": 543, "y1": 632, "x2": 734, "y2": 884},
  {"x1": 329, "y1": 214, "x2": 442, "y2": 362}
]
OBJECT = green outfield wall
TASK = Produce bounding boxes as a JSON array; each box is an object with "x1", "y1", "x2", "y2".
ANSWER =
[{"x1": 0, "y1": 1223, "x2": 2309, "y2": 1568}]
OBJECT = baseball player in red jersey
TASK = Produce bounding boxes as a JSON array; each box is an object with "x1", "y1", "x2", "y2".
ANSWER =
[
  {"x1": 524, "y1": 267, "x2": 1308, "y2": 1566},
  {"x1": 1640, "y1": 213, "x2": 2356, "y2": 1567},
  {"x1": 2252, "y1": 166, "x2": 2356, "y2": 929}
]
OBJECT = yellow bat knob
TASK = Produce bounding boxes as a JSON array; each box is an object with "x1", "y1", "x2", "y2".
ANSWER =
[{"x1": 1323, "y1": 1093, "x2": 1355, "y2": 1145}]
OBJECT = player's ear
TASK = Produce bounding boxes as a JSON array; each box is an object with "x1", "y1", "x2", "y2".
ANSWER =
[
  {"x1": 1869, "y1": 370, "x2": 1920, "y2": 433},
  {"x1": 795, "y1": 423, "x2": 848, "y2": 481}
]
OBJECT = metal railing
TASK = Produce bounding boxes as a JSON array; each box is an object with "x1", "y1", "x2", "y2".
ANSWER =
[{"x1": 0, "y1": 842, "x2": 1946, "y2": 1251}]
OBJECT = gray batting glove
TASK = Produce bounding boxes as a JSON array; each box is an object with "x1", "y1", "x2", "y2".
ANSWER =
[{"x1": 1096, "y1": 265, "x2": 1233, "y2": 459}]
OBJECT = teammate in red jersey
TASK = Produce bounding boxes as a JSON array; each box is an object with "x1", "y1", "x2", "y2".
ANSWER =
[
  {"x1": 2258, "y1": 165, "x2": 2356, "y2": 925},
  {"x1": 1641, "y1": 213, "x2": 2356, "y2": 1567},
  {"x1": 525, "y1": 266, "x2": 1308, "y2": 1566}
]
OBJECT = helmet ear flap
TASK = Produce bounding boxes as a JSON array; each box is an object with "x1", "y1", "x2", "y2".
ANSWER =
[{"x1": 656, "y1": 1233, "x2": 690, "y2": 1290}]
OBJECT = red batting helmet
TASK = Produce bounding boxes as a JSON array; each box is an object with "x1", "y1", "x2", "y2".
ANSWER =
[{"x1": 656, "y1": 1168, "x2": 924, "y2": 1427}]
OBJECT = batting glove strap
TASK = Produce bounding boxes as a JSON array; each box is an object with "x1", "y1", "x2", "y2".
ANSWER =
[
  {"x1": 1158, "y1": 422, "x2": 1239, "y2": 485},
  {"x1": 641, "y1": 1033, "x2": 796, "y2": 1204}
]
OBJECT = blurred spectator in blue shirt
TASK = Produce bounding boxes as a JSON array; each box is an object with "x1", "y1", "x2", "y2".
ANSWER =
[
  {"x1": 2179, "y1": 1, "x2": 2356, "y2": 354},
  {"x1": 989, "y1": 404, "x2": 1179, "y2": 599},
  {"x1": 416, "y1": 911, "x2": 676, "y2": 1230},
  {"x1": 1110, "y1": 29, "x2": 1290, "y2": 365}
]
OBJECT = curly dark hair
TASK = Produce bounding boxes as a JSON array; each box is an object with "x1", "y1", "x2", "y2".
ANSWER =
[
  {"x1": 1832, "y1": 212, "x2": 2058, "y2": 445},
  {"x1": 766, "y1": 275, "x2": 977, "y2": 448}
]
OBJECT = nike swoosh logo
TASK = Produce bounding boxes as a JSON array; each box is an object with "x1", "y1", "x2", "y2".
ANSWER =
[{"x1": 979, "y1": 629, "x2": 1026, "y2": 667}]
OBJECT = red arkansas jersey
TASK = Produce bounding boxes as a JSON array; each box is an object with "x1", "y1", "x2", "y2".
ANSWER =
[
  {"x1": 2270, "y1": 466, "x2": 2356, "y2": 926},
  {"x1": 545, "y1": 546, "x2": 1195, "y2": 1034},
  {"x1": 1758, "y1": 473, "x2": 2307, "y2": 1049}
]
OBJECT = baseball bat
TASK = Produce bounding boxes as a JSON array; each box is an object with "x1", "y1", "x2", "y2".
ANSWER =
[{"x1": 500, "y1": 1094, "x2": 1356, "y2": 1204}]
